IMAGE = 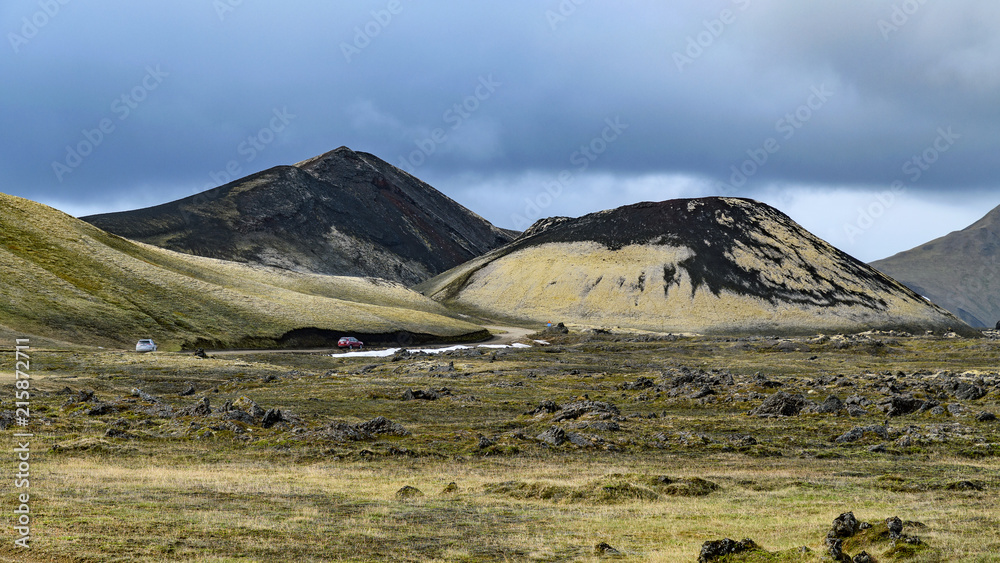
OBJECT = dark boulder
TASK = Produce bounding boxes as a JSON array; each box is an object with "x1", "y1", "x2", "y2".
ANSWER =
[
  {"x1": 751, "y1": 392, "x2": 808, "y2": 417},
  {"x1": 953, "y1": 382, "x2": 987, "y2": 401},
  {"x1": 828, "y1": 512, "x2": 861, "y2": 539},
  {"x1": 395, "y1": 485, "x2": 423, "y2": 500},
  {"x1": 552, "y1": 400, "x2": 620, "y2": 422},
  {"x1": 815, "y1": 395, "x2": 845, "y2": 414},
  {"x1": 529, "y1": 400, "x2": 561, "y2": 415},
  {"x1": 835, "y1": 425, "x2": 889, "y2": 444},
  {"x1": 698, "y1": 538, "x2": 759, "y2": 562},
  {"x1": 545, "y1": 322, "x2": 569, "y2": 335},
  {"x1": 261, "y1": 408, "x2": 283, "y2": 428},
  {"x1": 179, "y1": 397, "x2": 212, "y2": 417},
  {"x1": 536, "y1": 426, "x2": 567, "y2": 446},
  {"x1": 878, "y1": 394, "x2": 924, "y2": 417},
  {"x1": 886, "y1": 516, "x2": 903, "y2": 540},
  {"x1": 594, "y1": 542, "x2": 621, "y2": 556},
  {"x1": 357, "y1": 416, "x2": 410, "y2": 436},
  {"x1": 222, "y1": 410, "x2": 256, "y2": 424}
]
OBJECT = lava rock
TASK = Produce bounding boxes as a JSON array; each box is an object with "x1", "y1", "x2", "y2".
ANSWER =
[
  {"x1": 357, "y1": 416, "x2": 410, "y2": 436},
  {"x1": 828, "y1": 512, "x2": 861, "y2": 539},
  {"x1": 395, "y1": 486, "x2": 423, "y2": 500},
  {"x1": 131, "y1": 388, "x2": 160, "y2": 403},
  {"x1": 594, "y1": 542, "x2": 621, "y2": 556},
  {"x1": 886, "y1": 516, "x2": 903, "y2": 540},
  {"x1": 403, "y1": 388, "x2": 441, "y2": 401},
  {"x1": 222, "y1": 410, "x2": 256, "y2": 424},
  {"x1": 261, "y1": 408, "x2": 283, "y2": 428},
  {"x1": 179, "y1": 397, "x2": 211, "y2": 417},
  {"x1": 878, "y1": 394, "x2": 924, "y2": 417},
  {"x1": 545, "y1": 322, "x2": 569, "y2": 335},
  {"x1": 233, "y1": 396, "x2": 265, "y2": 418},
  {"x1": 529, "y1": 400, "x2": 561, "y2": 415},
  {"x1": 552, "y1": 400, "x2": 620, "y2": 422},
  {"x1": 621, "y1": 377, "x2": 654, "y2": 390},
  {"x1": 952, "y1": 382, "x2": 987, "y2": 401},
  {"x1": 751, "y1": 392, "x2": 808, "y2": 417},
  {"x1": 835, "y1": 425, "x2": 889, "y2": 444},
  {"x1": 698, "y1": 538, "x2": 759, "y2": 562},
  {"x1": 815, "y1": 395, "x2": 845, "y2": 414},
  {"x1": 536, "y1": 426, "x2": 567, "y2": 446},
  {"x1": 976, "y1": 411, "x2": 997, "y2": 422}
]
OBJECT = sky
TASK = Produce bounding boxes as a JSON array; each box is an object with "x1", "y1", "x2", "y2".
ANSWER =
[{"x1": 2, "y1": 0, "x2": 998, "y2": 262}]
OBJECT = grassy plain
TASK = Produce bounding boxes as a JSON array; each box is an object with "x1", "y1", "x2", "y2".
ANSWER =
[{"x1": 2, "y1": 331, "x2": 999, "y2": 562}]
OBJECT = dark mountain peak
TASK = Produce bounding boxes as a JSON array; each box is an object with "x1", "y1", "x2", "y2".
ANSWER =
[
  {"x1": 83, "y1": 148, "x2": 515, "y2": 285},
  {"x1": 293, "y1": 145, "x2": 365, "y2": 177}
]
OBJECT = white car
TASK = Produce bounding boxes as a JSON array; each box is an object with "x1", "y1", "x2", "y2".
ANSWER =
[{"x1": 136, "y1": 339, "x2": 157, "y2": 353}]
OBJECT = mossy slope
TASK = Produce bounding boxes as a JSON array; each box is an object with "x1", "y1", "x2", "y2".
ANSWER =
[{"x1": 0, "y1": 193, "x2": 486, "y2": 349}]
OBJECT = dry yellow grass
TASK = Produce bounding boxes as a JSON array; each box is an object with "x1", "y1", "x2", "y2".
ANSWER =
[
  {"x1": 2, "y1": 332, "x2": 999, "y2": 561},
  {"x1": 424, "y1": 241, "x2": 959, "y2": 335}
]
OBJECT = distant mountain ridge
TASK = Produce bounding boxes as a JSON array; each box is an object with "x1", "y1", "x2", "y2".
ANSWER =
[
  {"x1": 871, "y1": 203, "x2": 1000, "y2": 328},
  {"x1": 83, "y1": 147, "x2": 515, "y2": 285},
  {"x1": 420, "y1": 197, "x2": 972, "y2": 335}
]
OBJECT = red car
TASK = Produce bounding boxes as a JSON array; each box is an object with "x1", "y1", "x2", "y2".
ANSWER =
[{"x1": 338, "y1": 336, "x2": 363, "y2": 349}]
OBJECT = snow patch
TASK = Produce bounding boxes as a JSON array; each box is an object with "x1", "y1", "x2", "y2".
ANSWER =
[{"x1": 333, "y1": 343, "x2": 531, "y2": 359}]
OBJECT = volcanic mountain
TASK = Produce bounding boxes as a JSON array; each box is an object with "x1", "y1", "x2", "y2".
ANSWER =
[
  {"x1": 419, "y1": 197, "x2": 971, "y2": 335},
  {"x1": 871, "y1": 203, "x2": 1000, "y2": 328},
  {"x1": 82, "y1": 147, "x2": 515, "y2": 285},
  {"x1": 0, "y1": 193, "x2": 487, "y2": 350}
]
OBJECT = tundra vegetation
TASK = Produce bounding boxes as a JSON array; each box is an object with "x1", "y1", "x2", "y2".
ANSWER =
[{"x1": 2, "y1": 328, "x2": 999, "y2": 562}]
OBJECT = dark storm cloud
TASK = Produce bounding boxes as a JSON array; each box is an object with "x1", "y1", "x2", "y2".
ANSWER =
[{"x1": 1, "y1": 1, "x2": 998, "y2": 259}]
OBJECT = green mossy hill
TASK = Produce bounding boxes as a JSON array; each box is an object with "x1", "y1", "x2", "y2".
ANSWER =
[
  {"x1": 419, "y1": 197, "x2": 973, "y2": 336},
  {"x1": 0, "y1": 193, "x2": 486, "y2": 350},
  {"x1": 871, "y1": 202, "x2": 1000, "y2": 328}
]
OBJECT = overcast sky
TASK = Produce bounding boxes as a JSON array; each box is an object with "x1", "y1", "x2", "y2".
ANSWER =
[{"x1": 3, "y1": 0, "x2": 998, "y2": 262}]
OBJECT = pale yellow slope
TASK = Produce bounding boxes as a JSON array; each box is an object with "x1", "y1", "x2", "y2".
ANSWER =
[{"x1": 430, "y1": 241, "x2": 962, "y2": 335}]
